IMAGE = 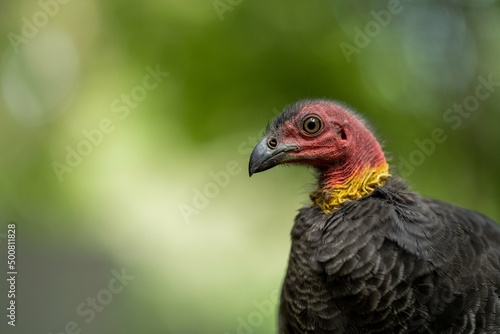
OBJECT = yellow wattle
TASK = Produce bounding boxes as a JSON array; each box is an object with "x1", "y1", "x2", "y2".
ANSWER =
[{"x1": 310, "y1": 163, "x2": 391, "y2": 214}]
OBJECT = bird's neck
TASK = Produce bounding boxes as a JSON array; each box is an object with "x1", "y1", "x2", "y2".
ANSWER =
[{"x1": 310, "y1": 153, "x2": 390, "y2": 214}]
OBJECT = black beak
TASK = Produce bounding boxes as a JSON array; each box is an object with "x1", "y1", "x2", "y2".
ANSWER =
[{"x1": 248, "y1": 137, "x2": 299, "y2": 176}]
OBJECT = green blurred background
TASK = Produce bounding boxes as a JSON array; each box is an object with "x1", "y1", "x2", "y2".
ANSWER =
[{"x1": 0, "y1": 1, "x2": 499, "y2": 333}]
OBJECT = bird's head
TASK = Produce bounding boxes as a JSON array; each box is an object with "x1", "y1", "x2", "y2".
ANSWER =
[{"x1": 249, "y1": 99, "x2": 390, "y2": 213}]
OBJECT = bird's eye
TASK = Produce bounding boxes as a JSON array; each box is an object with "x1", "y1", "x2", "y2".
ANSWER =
[{"x1": 301, "y1": 115, "x2": 323, "y2": 135}]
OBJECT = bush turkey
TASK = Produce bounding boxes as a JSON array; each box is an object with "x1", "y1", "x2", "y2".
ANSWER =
[{"x1": 248, "y1": 99, "x2": 500, "y2": 333}]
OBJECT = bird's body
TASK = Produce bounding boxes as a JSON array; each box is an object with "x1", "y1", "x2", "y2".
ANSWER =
[
  {"x1": 248, "y1": 99, "x2": 500, "y2": 333},
  {"x1": 280, "y1": 177, "x2": 500, "y2": 333}
]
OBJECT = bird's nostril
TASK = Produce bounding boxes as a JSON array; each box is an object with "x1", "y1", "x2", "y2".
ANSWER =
[{"x1": 268, "y1": 138, "x2": 278, "y2": 149}]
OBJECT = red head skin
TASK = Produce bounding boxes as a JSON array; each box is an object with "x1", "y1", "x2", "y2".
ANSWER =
[{"x1": 270, "y1": 100, "x2": 387, "y2": 190}]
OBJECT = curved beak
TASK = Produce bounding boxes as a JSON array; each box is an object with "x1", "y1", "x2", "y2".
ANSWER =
[{"x1": 248, "y1": 137, "x2": 299, "y2": 176}]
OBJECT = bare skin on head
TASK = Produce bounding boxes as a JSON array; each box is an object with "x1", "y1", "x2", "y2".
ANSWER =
[{"x1": 249, "y1": 99, "x2": 390, "y2": 213}]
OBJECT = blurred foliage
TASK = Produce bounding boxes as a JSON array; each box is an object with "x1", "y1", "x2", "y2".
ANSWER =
[{"x1": 0, "y1": 1, "x2": 499, "y2": 333}]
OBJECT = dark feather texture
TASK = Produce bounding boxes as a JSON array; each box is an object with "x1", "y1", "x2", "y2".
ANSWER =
[{"x1": 279, "y1": 178, "x2": 500, "y2": 333}]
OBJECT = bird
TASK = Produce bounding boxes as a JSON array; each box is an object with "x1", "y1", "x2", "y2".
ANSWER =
[{"x1": 248, "y1": 99, "x2": 500, "y2": 333}]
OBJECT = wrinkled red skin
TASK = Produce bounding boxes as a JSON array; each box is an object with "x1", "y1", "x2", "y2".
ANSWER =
[{"x1": 274, "y1": 101, "x2": 387, "y2": 190}]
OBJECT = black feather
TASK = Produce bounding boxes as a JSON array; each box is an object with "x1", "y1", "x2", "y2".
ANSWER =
[{"x1": 279, "y1": 177, "x2": 500, "y2": 333}]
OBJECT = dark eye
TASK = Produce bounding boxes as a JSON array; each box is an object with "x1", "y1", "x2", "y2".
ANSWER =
[{"x1": 302, "y1": 115, "x2": 323, "y2": 135}]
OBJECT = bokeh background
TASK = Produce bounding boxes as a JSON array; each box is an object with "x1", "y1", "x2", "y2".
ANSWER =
[{"x1": 1, "y1": 1, "x2": 500, "y2": 333}]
